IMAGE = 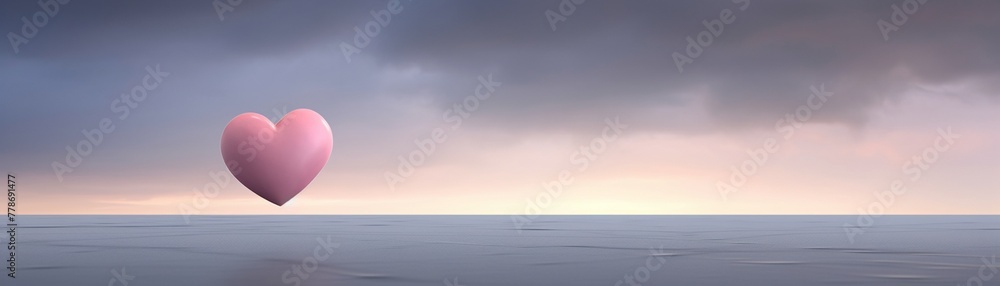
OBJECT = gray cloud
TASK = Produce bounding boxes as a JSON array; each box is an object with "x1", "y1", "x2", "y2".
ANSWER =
[{"x1": 1, "y1": 0, "x2": 999, "y2": 181}]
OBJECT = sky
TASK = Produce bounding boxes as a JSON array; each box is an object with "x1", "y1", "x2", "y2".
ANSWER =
[{"x1": 1, "y1": 0, "x2": 998, "y2": 214}]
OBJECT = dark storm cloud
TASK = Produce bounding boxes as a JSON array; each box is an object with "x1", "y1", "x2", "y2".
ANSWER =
[
  {"x1": 359, "y1": 0, "x2": 1000, "y2": 132},
  {"x1": 2, "y1": 0, "x2": 999, "y2": 170}
]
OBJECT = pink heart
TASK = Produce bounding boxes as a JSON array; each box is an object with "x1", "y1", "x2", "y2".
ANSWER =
[{"x1": 221, "y1": 109, "x2": 332, "y2": 206}]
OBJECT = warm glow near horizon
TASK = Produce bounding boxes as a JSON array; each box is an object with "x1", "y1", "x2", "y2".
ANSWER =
[{"x1": 16, "y1": 94, "x2": 999, "y2": 215}]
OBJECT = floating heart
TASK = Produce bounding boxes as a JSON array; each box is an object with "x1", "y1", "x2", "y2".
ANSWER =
[{"x1": 221, "y1": 109, "x2": 332, "y2": 206}]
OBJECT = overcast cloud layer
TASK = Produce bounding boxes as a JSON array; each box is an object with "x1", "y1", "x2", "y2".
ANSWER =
[{"x1": 1, "y1": 0, "x2": 998, "y2": 214}]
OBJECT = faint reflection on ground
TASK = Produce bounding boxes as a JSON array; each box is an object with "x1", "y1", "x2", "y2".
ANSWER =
[{"x1": 15, "y1": 215, "x2": 1000, "y2": 286}]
